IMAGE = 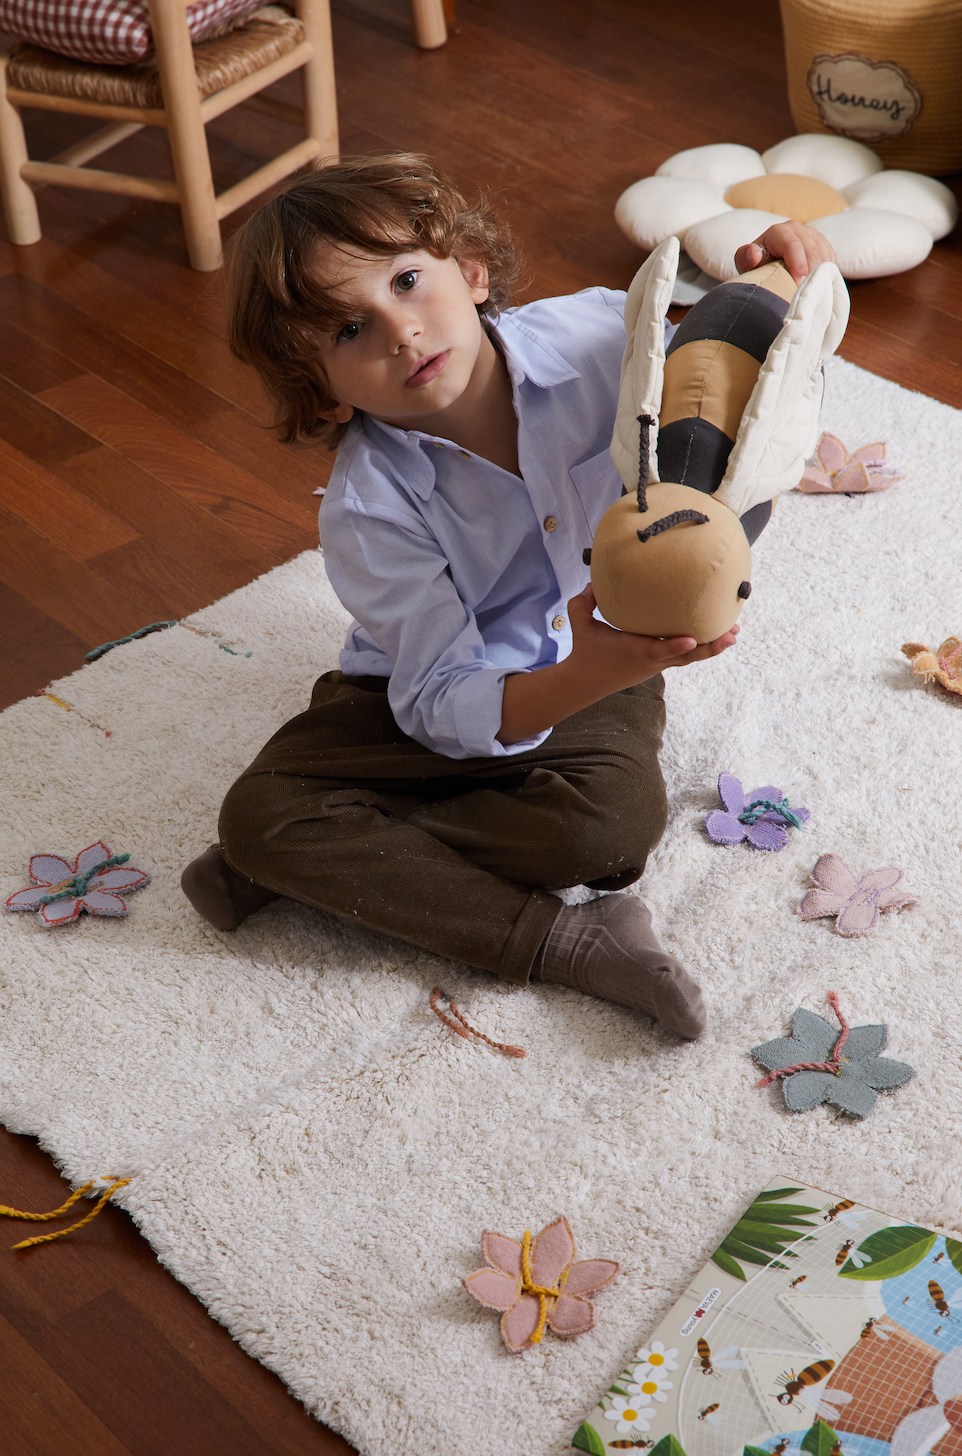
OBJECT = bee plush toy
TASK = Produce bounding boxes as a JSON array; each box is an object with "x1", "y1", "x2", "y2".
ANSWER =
[{"x1": 589, "y1": 236, "x2": 850, "y2": 642}]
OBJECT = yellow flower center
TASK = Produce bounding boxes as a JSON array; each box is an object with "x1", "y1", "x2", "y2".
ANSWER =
[
  {"x1": 641, "y1": 1381, "x2": 658, "y2": 1394},
  {"x1": 723, "y1": 173, "x2": 847, "y2": 224},
  {"x1": 649, "y1": 1352, "x2": 664, "y2": 1366},
  {"x1": 624, "y1": 1410, "x2": 638, "y2": 1422}
]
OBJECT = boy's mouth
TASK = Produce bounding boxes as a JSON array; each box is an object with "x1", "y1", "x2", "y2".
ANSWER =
[{"x1": 405, "y1": 350, "x2": 450, "y2": 388}]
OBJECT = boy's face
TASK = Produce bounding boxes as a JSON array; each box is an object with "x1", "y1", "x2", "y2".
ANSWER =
[{"x1": 310, "y1": 246, "x2": 491, "y2": 429}]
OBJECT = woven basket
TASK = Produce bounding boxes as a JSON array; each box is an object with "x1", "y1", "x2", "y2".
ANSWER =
[{"x1": 778, "y1": 0, "x2": 962, "y2": 174}]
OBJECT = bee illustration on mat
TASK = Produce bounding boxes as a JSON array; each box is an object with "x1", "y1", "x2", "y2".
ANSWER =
[
  {"x1": 859, "y1": 1317, "x2": 896, "y2": 1340},
  {"x1": 823, "y1": 1201, "x2": 866, "y2": 1230},
  {"x1": 933, "y1": 1251, "x2": 945, "y2": 1264},
  {"x1": 698, "y1": 1404, "x2": 725, "y2": 1425},
  {"x1": 773, "y1": 1360, "x2": 852, "y2": 1421},
  {"x1": 693, "y1": 1339, "x2": 746, "y2": 1376},
  {"x1": 790, "y1": 1276, "x2": 807, "y2": 1290},
  {"x1": 609, "y1": 1442, "x2": 654, "y2": 1450},
  {"x1": 836, "y1": 1240, "x2": 868, "y2": 1269},
  {"x1": 928, "y1": 1280, "x2": 962, "y2": 1320}
]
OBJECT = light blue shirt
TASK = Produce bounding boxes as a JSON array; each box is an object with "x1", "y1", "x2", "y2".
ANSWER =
[{"x1": 320, "y1": 286, "x2": 639, "y2": 760}]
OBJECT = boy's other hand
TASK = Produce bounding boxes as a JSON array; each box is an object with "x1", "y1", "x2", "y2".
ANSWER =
[
  {"x1": 568, "y1": 585, "x2": 738, "y2": 694},
  {"x1": 734, "y1": 220, "x2": 836, "y2": 285},
  {"x1": 496, "y1": 587, "x2": 738, "y2": 745}
]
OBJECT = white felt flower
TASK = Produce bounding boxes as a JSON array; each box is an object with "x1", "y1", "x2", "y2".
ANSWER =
[
  {"x1": 615, "y1": 134, "x2": 957, "y2": 281},
  {"x1": 632, "y1": 1339, "x2": 679, "y2": 1374},
  {"x1": 627, "y1": 1371, "x2": 674, "y2": 1402},
  {"x1": 604, "y1": 1395, "x2": 655, "y2": 1436}
]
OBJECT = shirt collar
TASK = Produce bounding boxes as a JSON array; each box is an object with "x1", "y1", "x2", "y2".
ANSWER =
[{"x1": 361, "y1": 309, "x2": 581, "y2": 499}]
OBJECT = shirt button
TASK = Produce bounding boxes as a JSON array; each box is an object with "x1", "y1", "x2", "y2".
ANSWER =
[
  {"x1": 543, "y1": 515, "x2": 557, "y2": 532},
  {"x1": 552, "y1": 614, "x2": 566, "y2": 631}
]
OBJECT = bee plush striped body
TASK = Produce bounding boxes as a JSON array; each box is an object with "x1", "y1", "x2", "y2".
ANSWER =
[{"x1": 590, "y1": 237, "x2": 849, "y2": 642}]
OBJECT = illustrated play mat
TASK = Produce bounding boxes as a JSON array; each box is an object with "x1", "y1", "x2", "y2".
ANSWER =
[{"x1": 574, "y1": 1178, "x2": 962, "y2": 1456}]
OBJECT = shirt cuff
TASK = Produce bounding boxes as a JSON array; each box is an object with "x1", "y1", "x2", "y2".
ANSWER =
[{"x1": 448, "y1": 668, "x2": 551, "y2": 760}]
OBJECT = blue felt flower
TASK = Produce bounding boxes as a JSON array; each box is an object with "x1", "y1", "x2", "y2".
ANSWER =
[
  {"x1": 705, "y1": 773, "x2": 810, "y2": 852},
  {"x1": 752, "y1": 1004, "x2": 915, "y2": 1118}
]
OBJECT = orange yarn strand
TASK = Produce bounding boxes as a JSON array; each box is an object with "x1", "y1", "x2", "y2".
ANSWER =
[
  {"x1": 429, "y1": 989, "x2": 526, "y2": 1058},
  {"x1": 1, "y1": 1178, "x2": 131, "y2": 1250}
]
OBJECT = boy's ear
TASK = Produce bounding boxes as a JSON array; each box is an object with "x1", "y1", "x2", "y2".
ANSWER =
[
  {"x1": 457, "y1": 256, "x2": 490, "y2": 304},
  {"x1": 317, "y1": 400, "x2": 355, "y2": 425}
]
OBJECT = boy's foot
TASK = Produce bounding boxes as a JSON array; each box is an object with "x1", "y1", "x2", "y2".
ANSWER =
[
  {"x1": 181, "y1": 845, "x2": 280, "y2": 931},
  {"x1": 537, "y1": 894, "x2": 706, "y2": 1038}
]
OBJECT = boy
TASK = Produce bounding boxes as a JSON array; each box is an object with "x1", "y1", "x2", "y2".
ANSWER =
[{"x1": 182, "y1": 154, "x2": 835, "y2": 1039}]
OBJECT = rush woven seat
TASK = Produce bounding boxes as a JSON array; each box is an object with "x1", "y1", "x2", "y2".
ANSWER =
[{"x1": 6, "y1": 5, "x2": 305, "y2": 110}]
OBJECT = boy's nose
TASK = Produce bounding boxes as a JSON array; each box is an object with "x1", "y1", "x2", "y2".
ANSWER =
[{"x1": 385, "y1": 306, "x2": 421, "y2": 351}]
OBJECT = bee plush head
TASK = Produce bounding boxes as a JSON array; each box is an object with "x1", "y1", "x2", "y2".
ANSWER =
[{"x1": 590, "y1": 237, "x2": 850, "y2": 642}]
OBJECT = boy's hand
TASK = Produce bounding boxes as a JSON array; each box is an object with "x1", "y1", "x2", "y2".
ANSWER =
[
  {"x1": 497, "y1": 586, "x2": 737, "y2": 746},
  {"x1": 734, "y1": 220, "x2": 836, "y2": 285},
  {"x1": 567, "y1": 585, "x2": 737, "y2": 696}
]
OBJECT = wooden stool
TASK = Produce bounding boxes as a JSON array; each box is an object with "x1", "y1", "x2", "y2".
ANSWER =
[
  {"x1": 0, "y1": 0, "x2": 338, "y2": 271},
  {"x1": 779, "y1": 0, "x2": 962, "y2": 174}
]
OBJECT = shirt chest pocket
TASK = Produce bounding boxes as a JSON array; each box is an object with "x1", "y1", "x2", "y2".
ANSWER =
[{"x1": 569, "y1": 447, "x2": 623, "y2": 539}]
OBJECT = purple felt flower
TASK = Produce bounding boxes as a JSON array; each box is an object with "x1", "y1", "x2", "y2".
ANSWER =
[
  {"x1": 5, "y1": 841, "x2": 150, "y2": 928},
  {"x1": 705, "y1": 773, "x2": 810, "y2": 852},
  {"x1": 798, "y1": 854, "x2": 918, "y2": 938}
]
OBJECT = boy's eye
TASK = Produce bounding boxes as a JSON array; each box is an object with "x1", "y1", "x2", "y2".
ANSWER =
[
  {"x1": 336, "y1": 321, "x2": 361, "y2": 343},
  {"x1": 395, "y1": 269, "x2": 418, "y2": 293}
]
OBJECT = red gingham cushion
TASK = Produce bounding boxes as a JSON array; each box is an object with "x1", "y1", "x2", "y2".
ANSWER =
[{"x1": 0, "y1": 0, "x2": 266, "y2": 64}]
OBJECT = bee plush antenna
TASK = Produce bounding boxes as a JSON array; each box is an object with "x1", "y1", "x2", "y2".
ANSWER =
[{"x1": 636, "y1": 414, "x2": 653, "y2": 512}]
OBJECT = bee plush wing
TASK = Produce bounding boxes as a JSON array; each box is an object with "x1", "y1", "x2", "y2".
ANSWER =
[
  {"x1": 610, "y1": 235, "x2": 679, "y2": 494},
  {"x1": 715, "y1": 261, "x2": 850, "y2": 518}
]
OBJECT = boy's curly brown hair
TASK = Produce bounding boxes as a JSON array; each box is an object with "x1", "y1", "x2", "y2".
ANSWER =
[{"x1": 224, "y1": 153, "x2": 525, "y2": 448}]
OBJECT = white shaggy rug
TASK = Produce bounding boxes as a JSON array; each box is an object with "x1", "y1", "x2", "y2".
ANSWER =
[{"x1": 1, "y1": 357, "x2": 961, "y2": 1456}]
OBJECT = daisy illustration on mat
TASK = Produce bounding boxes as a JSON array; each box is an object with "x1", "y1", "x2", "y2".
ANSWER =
[{"x1": 573, "y1": 1180, "x2": 962, "y2": 1456}]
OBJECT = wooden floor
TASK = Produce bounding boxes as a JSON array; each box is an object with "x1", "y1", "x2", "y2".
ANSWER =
[{"x1": 1, "y1": 0, "x2": 961, "y2": 1449}]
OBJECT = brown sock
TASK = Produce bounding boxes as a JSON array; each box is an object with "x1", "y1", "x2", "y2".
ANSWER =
[
  {"x1": 537, "y1": 894, "x2": 706, "y2": 1039},
  {"x1": 180, "y1": 845, "x2": 280, "y2": 931}
]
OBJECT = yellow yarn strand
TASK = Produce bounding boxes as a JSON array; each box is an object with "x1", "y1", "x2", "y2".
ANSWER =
[
  {"x1": 520, "y1": 1229, "x2": 569, "y2": 1344},
  {"x1": 0, "y1": 1178, "x2": 131, "y2": 1250}
]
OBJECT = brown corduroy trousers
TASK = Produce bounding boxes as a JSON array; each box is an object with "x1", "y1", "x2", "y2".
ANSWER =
[{"x1": 218, "y1": 671, "x2": 669, "y2": 985}]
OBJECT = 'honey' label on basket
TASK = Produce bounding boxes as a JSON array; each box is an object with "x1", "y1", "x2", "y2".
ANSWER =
[{"x1": 806, "y1": 52, "x2": 922, "y2": 143}]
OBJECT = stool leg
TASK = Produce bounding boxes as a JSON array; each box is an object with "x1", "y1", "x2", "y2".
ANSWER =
[
  {"x1": 0, "y1": 57, "x2": 41, "y2": 245},
  {"x1": 410, "y1": 0, "x2": 447, "y2": 48},
  {"x1": 298, "y1": 0, "x2": 339, "y2": 162},
  {"x1": 149, "y1": 0, "x2": 222, "y2": 271}
]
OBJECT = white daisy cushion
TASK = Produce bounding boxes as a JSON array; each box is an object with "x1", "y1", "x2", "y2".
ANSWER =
[
  {"x1": 615, "y1": 132, "x2": 958, "y2": 282},
  {"x1": 0, "y1": 0, "x2": 266, "y2": 65}
]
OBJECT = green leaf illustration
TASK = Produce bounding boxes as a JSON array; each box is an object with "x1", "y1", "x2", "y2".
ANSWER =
[
  {"x1": 649, "y1": 1436, "x2": 688, "y2": 1456},
  {"x1": 946, "y1": 1239, "x2": 962, "y2": 1279},
  {"x1": 712, "y1": 1189, "x2": 820, "y2": 1281},
  {"x1": 801, "y1": 1420, "x2": 838, "y2": 1456},
  {"x1": 839, "y1": 1224, "x2": 936, "y2": 1280},
  {"x1": 571, "y1": 1421, "x2": 606, "y2": 1454},
  {"x1": 712, "y1": 1248, "x2": 746, "y2": 1281}
]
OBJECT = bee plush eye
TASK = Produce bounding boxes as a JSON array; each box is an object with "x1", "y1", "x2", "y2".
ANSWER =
[{"x1": 737, "y1": 581, "x2": 751, "y2": 599}]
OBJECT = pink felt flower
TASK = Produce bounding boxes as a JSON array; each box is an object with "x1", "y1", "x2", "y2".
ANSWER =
[
  {"x1": 5, "y1": 841, "x2": 150, "y2": 928},
  {"x1": 462, "y1": 1216, "x2": 620, "y2": 1351},
  {"x1": 798, "y1": 853, "x2": 918, "y2": 938},
  {"x1": 797, "y1": 433, "x2": 901, "y2": 494}
]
